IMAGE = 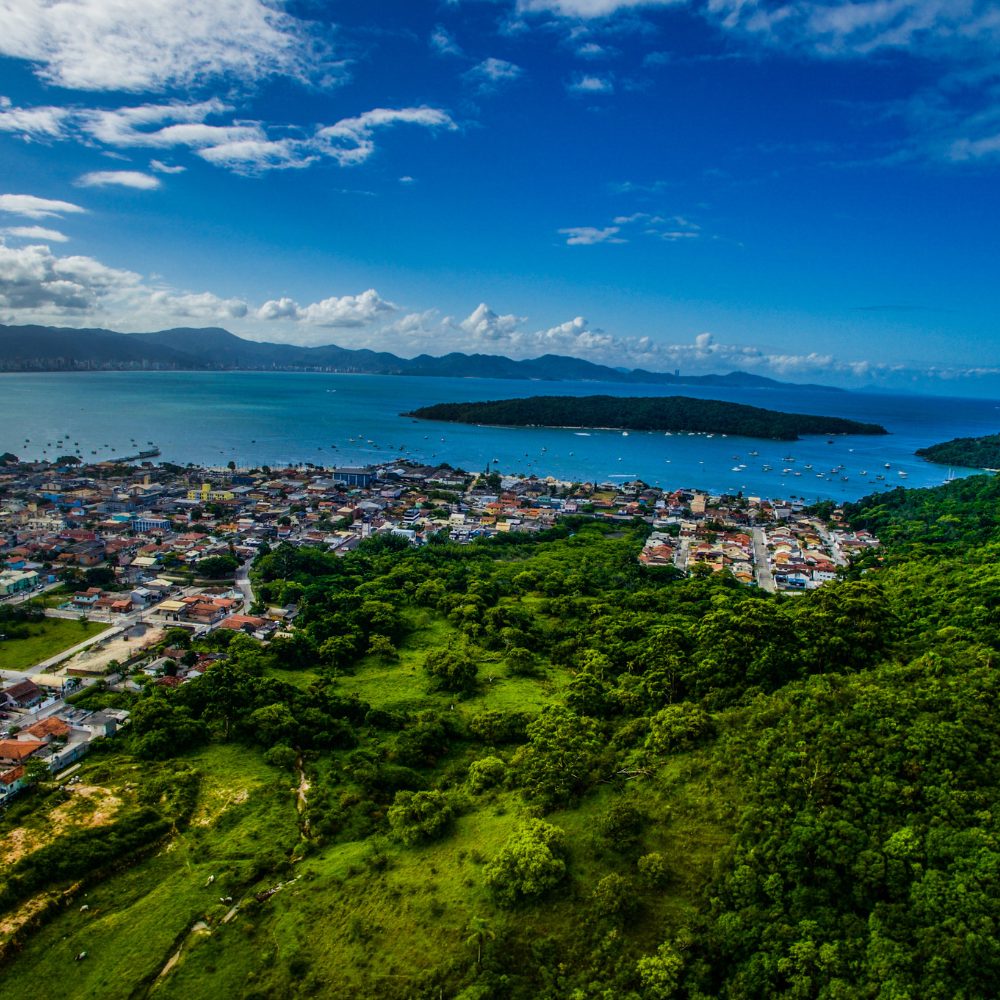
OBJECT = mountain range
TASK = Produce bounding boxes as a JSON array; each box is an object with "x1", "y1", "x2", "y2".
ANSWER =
[{"x1": 0, "y1": 323, "x2": 841, "y2": 391}]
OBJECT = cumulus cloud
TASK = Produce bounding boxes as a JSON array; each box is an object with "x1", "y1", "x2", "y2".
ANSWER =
[
  {"x1": 458, "y1": 302, "x2": 526, "y2": 340},
  {"x1": 558, "y1": 225, "x2": 625, "y2": 245},
  {"x1": 146, "y1": 290, "x2": 248, "y2": 319},
  {"x1": 0, "y1": 240, "x2": 257, "y2": 328},
  {"x1": 0, "y1": 193, "x2": 86, "y2": 220},
  {"x1": 2, "y1": 225, "x2": 69, "y2": 242},
  {"x1": 0, "y1": 241, "x2": 141, "y2": 313},
  {"x1": 0, "y1": 0, "x2": 335, "y2": 93},
  {"x1": 257, "y1": 289, "x2": 396, "y2": 327},
  {"x1": 76, "y1": 170, "x2": 161, "y2": 190}
]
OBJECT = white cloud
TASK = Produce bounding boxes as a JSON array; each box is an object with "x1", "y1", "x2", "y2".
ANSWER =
[
  {"x1": 150, "y1": 160, "x2": 186, "y2": 174},
  {"x1": 314, "y1": 107, "x2": 457, "y2": 167},
  {"x1": 465, "y1": 58, "x2": 525, "y2": 90},
  {"x1": 147, "y1": 290, "x2": 248, "y2": 320},
  {"x1": 196, "y1": 138, "x2": 316, "y2": 173},
  {"x1": 558, "y1": 225, "x2": 625, "y2": 244},
  {"x1": 518, "y1": 0, "x2": 675, "y2": 17},
  {"x1": 80, "y1": 100, "x2": 245, "y2": 148},
  {"x1": 576, "y1": 41, "x2": 613, "y2": 58},
  {"x1": 703, "y1": 0, "x2": 1000, "y2": 59},
  {"x1": 76, "y1": 170, "x2": 162, "y2": 190},
  {"x1": 257, "y1": 289, "x2": 396, "y2": 327},
  {"x1": 1, "y1": 225, "x2": 69, "y2": 242},
  {"x1": 0, "y1": 241, "x2": 140, "y2": 313},
  {"x1": 0, "y1": 0, "x2": 334, "y2": 93},
  {"x1": 567, "y1": 73, "x2": 614, "y2": 93},
  {"x1": 3, "y1": 97, "x2": 459, "y2": 176},
  {"x1": 0, "y1": 193, "x2": 86, "y2": 219},
  {"x1": 459, "y1": 302, "x2": 526, "y2": 341},
  {"x1": 568, "y1": 212, "x2": 702, "y2": 243},
  {"x1": 0, "y1": 98, "x2": 69, "y2": 139},
  {"x1": 430, "y1": 26, "x2": 463, "y2": 56}
]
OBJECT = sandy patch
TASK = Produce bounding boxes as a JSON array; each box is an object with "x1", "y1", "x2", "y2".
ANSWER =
[
  {"x1": 63, "y1": 626, "x2": 166, "y2": 675},
  {"x1": 0, "y1": 786, "x2": 123, "y2": 867}
]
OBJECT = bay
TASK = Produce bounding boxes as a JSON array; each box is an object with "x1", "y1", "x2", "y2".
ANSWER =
[{"x1": 1, "y1": 370, "x2": 998, "y2": 502}]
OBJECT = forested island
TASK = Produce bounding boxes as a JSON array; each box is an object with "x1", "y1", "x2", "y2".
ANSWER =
[
  {"x1": 407, "y1": 394, "x2": 888, "y2": 440},
  {"x1": 916, "y1": 431, "x2": 1000, "y2": 468},
  {"x1": 5, "y1": 473, "x2": 1000, "y2": 998}
]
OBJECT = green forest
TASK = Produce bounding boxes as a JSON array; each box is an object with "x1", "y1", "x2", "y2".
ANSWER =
[
  {"x1": 406, "y1": 395, "x2": 888, "y2": 441},
  {"x1": 4, "y1": 475, "x2": 1000, "y2": 998},
  {"x1": 916, "y1": 431, "x2": 1000, "y2": 468}
]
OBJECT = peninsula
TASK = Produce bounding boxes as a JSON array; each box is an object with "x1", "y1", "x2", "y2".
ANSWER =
[
  {"x1": 406, "y1": 395, "x2": 888, "y2": 441},
  {"x1": 916, "y1": 432, "x2": 1000, "y2": 468}
]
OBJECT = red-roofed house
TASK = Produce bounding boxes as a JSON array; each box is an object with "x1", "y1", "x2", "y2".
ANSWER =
[{"x1": 0, "y1": 739, "x2": 46, "y2": 765}]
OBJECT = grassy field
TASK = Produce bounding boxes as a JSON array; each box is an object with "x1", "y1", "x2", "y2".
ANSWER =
[
  {"x1": 0, "y1": 744, "x2": 301, "y2": 997},
  {"x1": 0, "y1": 723, "x2": 736, "y2": 1000},
  {"x1": 0, "y1": 616, "x2": 110, "y2": 671}
]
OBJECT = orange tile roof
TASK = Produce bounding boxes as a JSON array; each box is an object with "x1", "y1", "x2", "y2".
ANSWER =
[{"x1": 0, "y1": 739, "x2": 46, "y2": 762}]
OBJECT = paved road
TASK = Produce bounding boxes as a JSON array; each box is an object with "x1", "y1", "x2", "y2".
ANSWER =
[
  {"x1": 236, "y1": 560, "x2": 256, "y2": 608},
  {"x1": 751, "y1": 526, "x2": 777, "y2": 593},
  {"x1": 672, "y1": 537, "x2": 690, "y2": 573}
]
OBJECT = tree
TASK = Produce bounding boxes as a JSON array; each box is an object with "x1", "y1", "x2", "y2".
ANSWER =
[
  {"x1": 636, "y1": 943, "x2": 684, "y2": 999},
  {"x1": 248, "y1": 702, "x2": 298, "y2": 746},
  {"x1": 504, "y1": 646, "x2": 538, "y2": 677},
  {"x1": 195, "y1": 554, "x2": 239, "y2": 578},
  {"x1": 513, "y1": 706, "x2": 603, "y2": 808},
  {"x1": 464, "y1": 915, "x2": 495, "y2": 968},
  {"x1": 466, "y1": 756, "x2": 506, "y2": 793},
  {"x1": 484, "y1": 819, "x2": 568, "y2": 907},
  {"x1": 424, "y1": 641, "x2": 478, "y2": 694},
  {"x1": 645, "y1": 703, "x2": 714, "y2": 756},
  {"x1": 130, "y1": 695, "x2": 205, "y2": 759},
  {"x1": 387, "y1": 789, "x2": 455, "y2": 845},
  {"x1": 592, "y1": 873, "x2": 639, "y2": 922}
]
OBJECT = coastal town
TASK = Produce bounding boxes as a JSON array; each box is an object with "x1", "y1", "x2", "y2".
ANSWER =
[{"x1": 0, "y1": 453, "x2": 879, "y2": 806}]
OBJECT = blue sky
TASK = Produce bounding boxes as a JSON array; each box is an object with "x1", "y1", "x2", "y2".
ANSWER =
[{"x1": 0, "y1": 0, "x2": 998, "y2": 390}]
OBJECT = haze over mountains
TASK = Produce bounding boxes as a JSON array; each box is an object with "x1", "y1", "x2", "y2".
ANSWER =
[{"x1": 0, "y1": 324, "x2": 840, "y2": 391}]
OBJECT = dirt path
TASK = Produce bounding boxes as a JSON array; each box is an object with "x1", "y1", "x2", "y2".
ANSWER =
[{"x1": 295, "y1": 755, "x2": 310, "y2": 839}]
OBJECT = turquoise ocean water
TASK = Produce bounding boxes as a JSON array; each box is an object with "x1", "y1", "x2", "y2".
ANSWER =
[{"x1": 1, "y1": 371, "x2": 997, "y2": 502}]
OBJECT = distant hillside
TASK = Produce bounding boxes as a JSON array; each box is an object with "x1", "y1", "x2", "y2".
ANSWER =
[
  {"x1": 916, "y1": 432, "x2": 1000, "y2": 468},
  {"x1": 0, "y1": 322, "x2": 842, "y2": 390},
  {"x1": 406, "y1": 395, "x2": 887, "y2": 440}
]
